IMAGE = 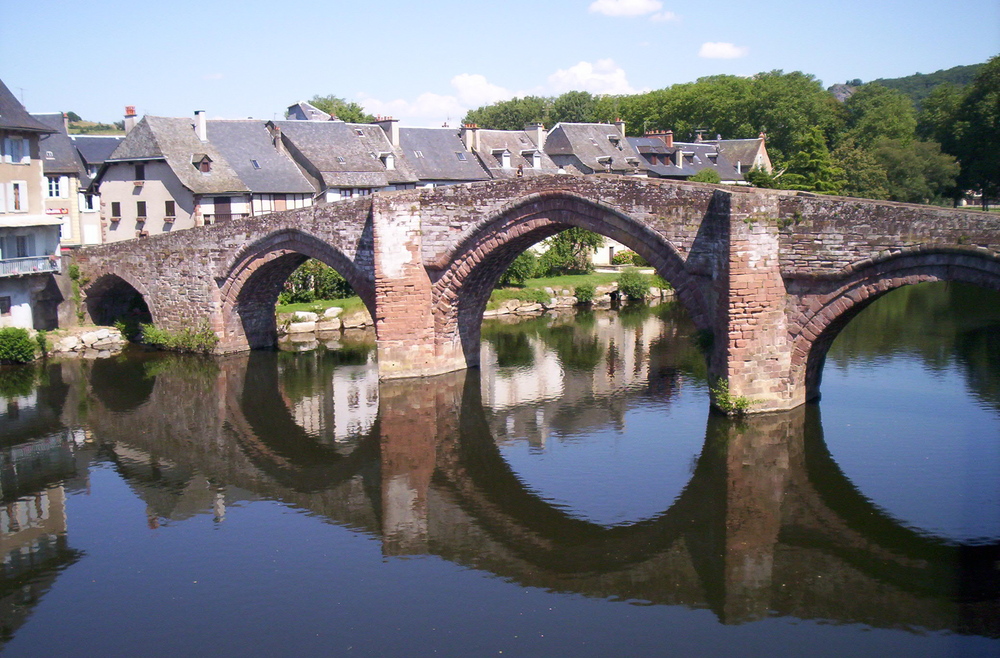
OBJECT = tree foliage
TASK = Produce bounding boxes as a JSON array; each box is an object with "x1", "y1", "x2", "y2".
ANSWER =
[
  {"x1": 538, "y1": 228, "x2": 604, "y2": 275},
  {"x1": 842, "y1": 84, "x2": 918, "y2": 148},
  {"x1": 307, "y1": 95, "x2": 375, "y2": 123},
  {"x1": 873, "y1": 138, "x2": 960, "y2": 204},
  {"x1": 780, "y1": 127, "x2": 845, "y2": 194}
]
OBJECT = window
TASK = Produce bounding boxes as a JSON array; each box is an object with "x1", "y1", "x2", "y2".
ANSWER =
[
  {"x1": 136, "y1": 201, "x2": 147, "y2": 218},
  {"x1": 81, "y1": 193, "x2": 96, "y2": 212},
  {"x1": 355, "y1": 129, "x2": 364, "y2": 136},
  {"x1": 456, "y1": 152, "x2": 467, "y2": 161},
  {"x1": 250, "y1": 159, "x2": 261, "y2": 169},
  {"x1": 47, "y1": 176, "x2": 62, "y2": 198},
  {"x1": 0, "y1": 297, "x2": 11, "y2": 316},
  {"x1": 413, "y1": 150, "x2": 424, "y2": 158},
  {"x1": 135, "y1": 164, "x2": 145, "y2": 180},
  {"x1": 200, "y1": 159, "x2": 211, "y2": 173},
  {"x1": 336, "y1": 156, "x2": 347, "y2": 164},
  {"x1": 16, "y1": 235, "x2": 29, "y2": 258},
  {"x1": 111, "y1": 201, "x2": 121, "y2": 219},
  {"x1": 3, "y1": 137, "x2": 29, "y2": 164},
  {"x1": 165, "y1": 200, "x2": 175, "y2": 216},
  {"x1": 8, "y1": 181, "x2": 26, "y2": 212}
]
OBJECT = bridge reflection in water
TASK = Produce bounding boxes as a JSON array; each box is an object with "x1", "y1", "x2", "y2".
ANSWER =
[{"x1": 15, "y1": 342, "x2": 990, "y2": 640}]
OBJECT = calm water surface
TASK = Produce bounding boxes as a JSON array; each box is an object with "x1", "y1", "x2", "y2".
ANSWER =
[{"x1": 1, "y1": 282, "x2": 998, "y2": 656}]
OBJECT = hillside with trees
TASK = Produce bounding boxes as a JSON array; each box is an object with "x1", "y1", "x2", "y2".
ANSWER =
[{"x1": 461, "y1": 57, "x2": 998, "y2": 208}]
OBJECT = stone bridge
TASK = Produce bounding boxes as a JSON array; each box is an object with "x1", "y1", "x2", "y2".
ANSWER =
[{"x1": 73, "y1": 176, "x2": 1000, "y2": 412}]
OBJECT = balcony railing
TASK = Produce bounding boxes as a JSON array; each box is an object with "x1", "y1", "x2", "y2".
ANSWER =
[{"x1": 0, "y1": 256, "x2": 61, "y2": 278}]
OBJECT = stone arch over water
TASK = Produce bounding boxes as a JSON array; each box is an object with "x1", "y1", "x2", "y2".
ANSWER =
[
  {"x1": 217, "y1": 228, "x2": 375, "y2": 351},
  {"x1": 788, "y1": 249, "x2": 1000, "y2": 401},
  {"x1": 429, "y1": 191, "x2": 711, "y2": 369},
  {"x1": 84, "y1": 271, "x2": 154, "y2": 327}
]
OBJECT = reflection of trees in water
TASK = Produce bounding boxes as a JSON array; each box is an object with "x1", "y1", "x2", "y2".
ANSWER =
[{"x1": 829, "y1": 282, "x2": 1000, "y2": 408}]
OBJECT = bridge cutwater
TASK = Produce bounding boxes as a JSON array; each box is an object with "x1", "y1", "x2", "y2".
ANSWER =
[{"x1": 73, "y1": 176, "x2": 1000, "y2": 413}]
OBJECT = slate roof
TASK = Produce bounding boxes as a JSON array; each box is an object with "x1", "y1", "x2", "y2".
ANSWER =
[
  {"x1": 0, "y1": 79, "x2": 55, "y2": 133},
  {"x1": 545, "y1": 123, "x2": 644, "y2": 175},
  {"x1": 472, "y1": 129, "x2": 561, "y2": 178},
  {"x1": 398, "y1": 127, "x2": 489, "y2": 182},
  {"x1": 205, "y1": 120, "x2": 314, "y2": 194},
  {"x1": 286, "y1": 101, "x2": 332, "y2": 122},
  {"x1": 706, "y1": 137, "x2": 771, "y2": 172},
  {"x1": 33, "y1": 113, "x2": 81, "y2": 175},
  {"x1": 628, "y1": 136, "x2": 743, "y2": 181},
  {"x1": 272, "y1": 120, "x2": 389, "y2": 189},
  {"x1": 106, "y1": 116, "x2": 247, "y2": 194},
  {"x1": 71, "y1": 135, "x2": 123, "y2": 167},
  {"x1": 348, "y1": 123, "x2": 419, "y2": 185}
]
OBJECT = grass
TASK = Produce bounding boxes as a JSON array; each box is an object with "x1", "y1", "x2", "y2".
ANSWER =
[
  {"x1": 276, "y1": 296, "x2": 366, "y2": 316},
  {"x1": 521, "y1": 272, "x2": 619, "y2": 290}
]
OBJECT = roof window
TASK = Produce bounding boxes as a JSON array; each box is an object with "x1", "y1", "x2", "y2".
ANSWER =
[
  {"x1": 251, "y1": 159, "x2": 261, "y2": 169},
  {"x1": 456, "y1": 152, "x2": 467, "y2": 161},
  {"x1": 336, "y1": 156, "x2": 347, "y2": 164},
  {"x1": 413, "y1": 150, "x2": 424, "y2": 158},
  {"x1": 355, "y1": 129, "x2": 364, "y2": 136}
]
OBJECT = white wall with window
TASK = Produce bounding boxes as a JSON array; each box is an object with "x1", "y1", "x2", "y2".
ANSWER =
[{"x1": 2, "y1": 136, "x2": 30, "y2": 164}]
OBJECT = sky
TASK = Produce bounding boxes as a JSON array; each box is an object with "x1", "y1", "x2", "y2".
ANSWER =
[{"x1": 3, "y1": 0, "x2": 998, "y2": 127}]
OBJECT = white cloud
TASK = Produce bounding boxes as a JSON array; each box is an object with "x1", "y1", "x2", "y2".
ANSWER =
[
  {"x1": 698, "y1": 42, "x2": 749, "y2": 59},
  {"x1": 547, "y1": 59, "x2": 635, "y2": 95},
  {"x1": 589, "y1": 0, "x2": 662, "y2": 17},
  {"x1": 450, "y1": 73, "x2": 512, "y2": 107},
  {"x1": 649, "y1": 11, "x2": 678, "y2": 22},
  {"x1": 360, "y1": 91, "x2": 466, "y2": 125}
]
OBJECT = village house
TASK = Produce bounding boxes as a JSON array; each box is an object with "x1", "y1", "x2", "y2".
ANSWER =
[
  {"x1": 0, "y1": 79, "x2": 63, "y2": 329},
  {"x1": 92, "y1": 110, "x2": 313, "y2": 243},
  {"x1": 460, "y1": 123, "x2": 562, "y2": 178},
  {"x1": 543, "y1": 121, "x2": 645, "y2": 176},
  {"x1": 69, "y1": 132, "x2": 124, "y2": 244}
]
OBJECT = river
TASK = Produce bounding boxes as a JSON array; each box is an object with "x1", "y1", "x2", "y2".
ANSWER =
[{"x1": 0, "y1": 281, "x2": 998, "y2": 656}]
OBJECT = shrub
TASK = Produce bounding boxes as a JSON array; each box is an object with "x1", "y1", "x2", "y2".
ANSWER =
[
  {"x1": 650, "y1": 274, "x2": 672, "y2": 291},
  {"x1": 611, "y1": 250, "x2": 650, "y2": 267},
  {"x1": 498, "y1": 250, "x2": 537, "y2": 287},
  {"x1": 617, "y1": 267, "x2": 650, "y2": 301},
  {"x1": 35, "y1": 331, "x2": 48, "y2": 357},
  {"x1": 574, "y1": 282, "x2": 595, "y2": 304},
  {"x1": 140, "y1": 320, "x2": 219, "y2": 354},
  {"x1": 0, "y1": 328, "x2": 37, "y2": 364},
  {"x1": 689, "y1": 168, "x2": 722, "y2": 184}
]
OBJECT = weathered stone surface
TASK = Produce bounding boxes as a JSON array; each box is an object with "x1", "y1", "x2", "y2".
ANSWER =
[
  {"x1": 73, "y1": 176, "x2": 1000, "y2": 410},
  {"x1": 287, "y1": 321, "x2": 317, "y2": 334}
]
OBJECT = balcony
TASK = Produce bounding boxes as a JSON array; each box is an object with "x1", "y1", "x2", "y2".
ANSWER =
[{"x1": 0, "y1": 256, "x2": 61, "y2": 278}]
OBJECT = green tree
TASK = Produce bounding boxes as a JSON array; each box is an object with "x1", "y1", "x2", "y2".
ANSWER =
[
  {"x1": 745, "y1": 165, "x2": 783, "y2": 189},
  {"x1": 463, "y1": 96, "x2": 550, "y2": 130},
  {"x1": 781, "y1": 126, "x2": 845, "y2": 194},
  {"x1": 842, "y1": 84, "x2": 918, "y2": 148},
  {"x1": 950, "y1": 56, "x2": 1000, "y2": 207},
  {"x1": 66, "y1": 111, "x2": 82, "y2": 122},
  {"x1": 873, "y1": 138, "x2": 960, "y2": 204},
  {"x1": 831, "y1": 141, "x2": 889, "y2": 200},
  {"x1": 307, "y1": 95, "x2": 375, "y2": 123},
  {"x1": 498, "y1": 250, "x2": 537, "y2": 287},
  {"x1": 550, "y1": 91, "x2": 598, "y2": 125},
  {"x1": 538, "y1": 228, "x2": 604, "y2": 275}
]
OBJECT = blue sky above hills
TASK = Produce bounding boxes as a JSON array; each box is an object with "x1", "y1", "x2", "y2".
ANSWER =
[{"x1": 4, "y1": 0, "x2": 998, "y2": 126}]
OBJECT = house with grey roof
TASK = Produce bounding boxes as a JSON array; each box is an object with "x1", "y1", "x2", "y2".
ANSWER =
[
  {"x1": 460, "y1": 123, "x2": 562, "y2": 179},
  {"x1": 706, "y1": 134, "x2": 772, "y2": 177},
  {"x1": 268, "y1": 119, "x2": 394, "y2": 201},
  {"x1": 628, "y1": 131, "x2": 744, "y2": 183},
  {"x1": 396, "y1": 125, "x2": 489, "y2": 186},
  {"x1": 0, "y1": 78, "x2": 63, "y2": 329},
  {"x1": 93, "y1": 112, "x2": 313, "y2": 243},
  {"x1": 543, "y1": 121, "x2": 645, "y2": 176},
  {"x1": 70, "y1": 134, "x2": 123, "y2": 244},
  {"x1": 285, "y1": 101, "x2": 332, "y2": 122}
]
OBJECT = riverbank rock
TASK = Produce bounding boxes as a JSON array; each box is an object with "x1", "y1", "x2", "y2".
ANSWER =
[
  {"x1": 47, "y1": 326, "x2": 126, "y2": 356},
  {"x1": 341, "y1": 307, "x2": 373, "y2": 329}
]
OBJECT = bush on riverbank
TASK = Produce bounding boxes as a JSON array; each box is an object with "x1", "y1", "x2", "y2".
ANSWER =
[
  {"x1": 140, "y1": 321, "x2": 219, "y2": 353},
  {"x1": 618, "y1": 267, "x2": 650, "y2": 301},
  {"x1": 0, "y1": 328, "x2": 37, "y2": 364}
]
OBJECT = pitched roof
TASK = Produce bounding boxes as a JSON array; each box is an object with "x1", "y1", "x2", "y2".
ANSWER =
[
  {"x1": 286, "y1": 101, "x2": 332, "y2": 122},
  {"x1": 398, "y1": 127, "x2": 489, "y2": 182},
  {"x1": 472, "y1": 129, "x2": 561, "y2": 178},
  {"x1": 33, "y1": 113, "x2": 82, "y2": 175},
  {"x1": 706, "y1": 137, "x2": 770, "y2": 171},
  {"x1": 347, "y1": 123, "x2": 419, "y2": 185},
  {"x1": 545, "y1": 123, "x2": 644, "y2": 174},
  {"x1": 108, "y1": 116, "x2": 247, "y2": 194},
  {"x1": 0, "y1": 79, "x2": 55, "y2": 133},
  {"x1": 205, "y1": 120, "x2": 315, "y2": 194},
  {"x1": 272, "y1": 120, "x2": 389, "y2": 189},
  {"x1": 628, "y1": 136, "x2": 743, "y2": 181},
  {"x1": 71, "y1": 135, "x2": 124, "y2": 166}
]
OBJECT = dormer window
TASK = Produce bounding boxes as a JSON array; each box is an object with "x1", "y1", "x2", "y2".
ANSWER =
[
  {"x1": 192, "y1": 155, "x2": 212, "y2": 173},
  {"x1": 493, "y1": 149, "x2": 511, "y2": 169},
  {"x1": 380, "y1": 153, "x2": 395, "y2": 170}
]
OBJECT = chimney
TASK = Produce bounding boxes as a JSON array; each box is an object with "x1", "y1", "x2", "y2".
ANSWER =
[
  {"x1": 374, "y1": 116, "x2": 399, "y2": 147},
  {"x1": 525, "y1": 122, "x2": 546, "y2": 150},
  {"x1": 614, "y1": 118, "x2": 626, "y2": 138},
  {"x1": 461, "y1": 123, "x2": 479, "y2": 151},
  {"x1": 665, "y1": 130, "x2": 673, "y2": 149},
  {"x1": 194, "y1": 110, "x2": 207, "y2": 142},
  {"x1": 62, "y1": 112, "x2": 69, "y2": 134},
  {"x1": 270, "y1": 123, "x2": 286, "y2": 155},
  {"x1": 124, "y1": 105, "x2": 138, "y2": 133}
]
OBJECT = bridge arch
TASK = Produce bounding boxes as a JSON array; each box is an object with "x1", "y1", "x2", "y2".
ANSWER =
[
  {"x1": 84, "y1": 271, "x2": 154, "y2": 328},
  {"x1": 217, "y1": 228, "x2": 375, "y2": 352},
  {"x1": 429, "y1": 191, "x2": 709, "y2": 367},
  {"x1": 790, "y1": 249, "x2": 1000, "y2": 401}
]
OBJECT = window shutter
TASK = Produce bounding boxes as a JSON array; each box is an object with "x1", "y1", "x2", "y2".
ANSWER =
[{"x1": 60, "y1": 176, "x2": 69, "y2": 198}]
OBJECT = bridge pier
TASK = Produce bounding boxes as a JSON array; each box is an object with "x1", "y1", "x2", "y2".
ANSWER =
[{"x1": 715, "y1": 193, "x2": 804, "y2": 413}]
